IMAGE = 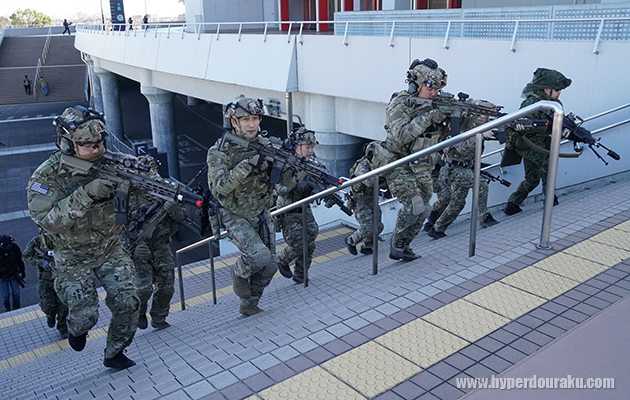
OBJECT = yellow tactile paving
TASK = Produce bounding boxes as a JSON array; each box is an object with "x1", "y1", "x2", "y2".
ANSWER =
[
  {"x1": 7, "y1": 351, "x2": 37, "y2": 367},
  {"x1": 463, "y1": 282, "x2": 547, "y2": 320},
  {"x1": 375, "y1": 318, "x2": 469, "y2": 368},
  {"x1": 614, "y1": 219, "x2": 630, "y2": 233},
  {"x1": 563, "y1": 240, "x2": 630, "y2": 267},
  {"x1": 589, "y1": 228, "x2": 630, "y2": 252},
  {"x1": 501, "y1": 267, "x2": 580, "y2": 300},
  {"x1": 421, "y1": 299, "x2": 510, "y2": 342},
  {"x1": 258, "y1": 366, "x2": 366, "y2": 400},
  {"x1": 534, "y1": 253, "x2": 608, "y2": 282},
  {"x1": 321, "y1": 341, "x2": 421, "y2": 398}
]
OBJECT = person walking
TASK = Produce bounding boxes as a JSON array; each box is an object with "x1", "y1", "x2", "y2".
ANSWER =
[
  {"x1": 62, "y1": 19, "x2": 71, "y2": 35},
  {"x1": 39, "y1": 75, "x2": 49, "y2": 96},
  {"x1": 23, "y1": 75, "x2": 32, "y2": 95},
  {"x1": 0, "y1": 235, "x2": 25, "y2": 312}
]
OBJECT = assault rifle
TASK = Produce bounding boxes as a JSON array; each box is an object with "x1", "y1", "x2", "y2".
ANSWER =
[
  {"x1": 59, "y1": 151, "x2": 203, "y2": 224},
  {"x1": 480, "y1": 170, "x2": 511, "y2": 187},
  {"x1": 299, "y1": 175, "x2": 353, "y2": 216},
  {"x1": 563, "y1": 113, "x2": 621, "y2": 165},
  {"x1": 219, "y1": 131, "x2": 350, "y2": 213}
]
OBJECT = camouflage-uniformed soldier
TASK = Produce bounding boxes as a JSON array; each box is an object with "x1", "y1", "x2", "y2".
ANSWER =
[
  {"x1": 27, "y1": 106, "x2": 139, "y2": 370},
  {"x1": 504, "y1": 68, "x2": 572, "y2": 215},
  {"x1": 125, "y1": 155, "x2": 187, "y2": 330},
  {"x1": 207, "y1": 96, "x2": 299, "y2": 316},
  {"x1": 384, "y1": 58, "x2": 450, "y2": 261},
  {"x1": 345, "y1": 141, "x2": 390, "y2": 255},
  {"x1": 424, "y1": 133, "x2": 500, "y2": 239},
  {"x1": 275, "y1": 127, "x2": 319, "y2": 284},
  {"x1": 22, "y1": 235, "x2": 69, "y2": 337}
]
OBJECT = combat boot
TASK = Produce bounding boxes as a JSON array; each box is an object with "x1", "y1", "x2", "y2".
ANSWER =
[
  {"x1": 359, "y1": 244, "x2": 373, "y2": 255},
  {"x1": 427, "y1": 227, "x2": 447, "y2": 240},
  {"x1": 151, "y1": 320, "x2": 171, "y2": 330},
  {"x1": 47, "y1": 315, "x2": 56, "y2": 328},
  {"x1": 239, "y1": 299, "x2": 264, "y2": 317},
  {"x1": 503, "y1": 202, "x2": 522, "y2": 216},
  {"x1": 59, "y1": 328, "x2": 68, "y2": 339},
  {"x1": 68, "y1": 332, "x2": 87, "y2": 352},
  {"x1": 346, "y1": 235, "x2": 358, "y2": 255},
  {"x1": 402, "y1": 247, "x2": 421, "y2": 261},
  {"x1": 277, "y1": 262, "x2": 292, "y2": 279},
  {"x1": 389, "y1": 237, "x2": 406, "y2": 261},
  {"x1": 422, "y1": 210, "x2": 439, "y2": 232},
  {"x1": 554, "y1": 195, "x2": 559, "y2": 206},
  {"x1": 479, "y1": 213, "x2": 500, "y2": 228},
  {"x1": 103, "y1": 350, "x2": 136, "y2": 370},
  {"x1": 137, "y1": 314, "x2": 148, "y2": 330}
]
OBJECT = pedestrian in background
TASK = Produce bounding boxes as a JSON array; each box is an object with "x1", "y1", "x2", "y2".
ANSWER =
[
  {"x1": 0, "y1": 235, "x2": 25, "y2": 312},
  {"x1": 39, "y1": 75, "x2": 49, "y2": 96},
  {"x1": 62, "y1": 19, "x2": 71, "y2": 35},
  {"x1": 23, "y1": 75, "x2": 32, "y2": 95}
]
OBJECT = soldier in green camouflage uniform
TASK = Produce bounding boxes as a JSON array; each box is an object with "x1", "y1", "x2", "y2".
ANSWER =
[
  {"x1": 27, "y1": 106, "x2": 139, "y2": 370},
  {"x1": 424, "y1": 132, "x2": 500, "y2": 239},
  {"x1": 504, "y1": 68, "x2": 572, "y2": 215},
  {"x1": 384, "y1": 58, "x2": 451, "y2": 261},
  {"x1": 207, "y1": 96, "x2": 299, "y2": 316},
  {"x1": 345, "y1": 141, "x2": 390, "y2": 255},
  {"x1": 22, "y1": 235, "x2": 69, "y2": 337},
  {"x1": 275, "y1": 128, "x2": 320, "y2": 284},
  {"x1": 125, "y1": 155, "x2": 188, "y2": 330}
]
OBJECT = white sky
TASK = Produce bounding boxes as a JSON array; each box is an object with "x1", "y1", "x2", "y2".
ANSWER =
[{"x1": 0, "y1": 0, "x2": 185, "y2": 20}]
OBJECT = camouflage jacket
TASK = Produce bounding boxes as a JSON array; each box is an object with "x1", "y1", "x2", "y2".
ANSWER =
[
  {"x1": 516, "y1": 91, "x2": 562, "y2": 150},
  {"x1": 275, "y1": 156, "x2": 324, "y2": 210},
  {"x1": 207, "y1": 134, "x2": 296, "y2": 219},
  {"x1": 22, "y1": 236, "x2": 55, "y2": 270},
  {"x1": 384, "y1": 91, "x2": 451, "y2": 162},
  {"x1": 27, "y1": 151, "x2": 132, "y2": 252}
]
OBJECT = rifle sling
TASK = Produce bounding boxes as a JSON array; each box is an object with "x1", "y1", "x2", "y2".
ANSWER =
[{"x1": 522, "y1": 136, "x2": 580, "y2": 158}]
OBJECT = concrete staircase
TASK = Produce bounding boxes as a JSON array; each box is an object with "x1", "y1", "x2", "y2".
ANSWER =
[{"x1": 0, "y1": 35, "x2": 86, "y2": 106}]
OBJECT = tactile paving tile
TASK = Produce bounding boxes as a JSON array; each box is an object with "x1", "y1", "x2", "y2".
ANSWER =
[
  {"x1": 534, "y1": 252, "x2": 608, "y2": 282},
  {"x1": 563, "y1": 240, "x2": 630, "y2": 267},
  {"x1": 321, "y1": 341, "x2": 421, "y2": 398},
  {"x1": 421, "y1": 299, "x2": 510, "y2": 343},
  {"x1": 258, "y1": 366, "x2": 366, "y2": 400},
  {"x1": 501, "y1": 267, "x2": 580, "y2": 300},
  {"x1": 589, "y1": 228, "x2": 630, "y2": 252},
  {"x1": 463, "y1": 282, "x2": 547, "y2": 320},
  {"x1": 614, "y1": 219, "x2": 630, "y2": 233},
  {"x1": 375, "y1": 318, "x2": 469, "y2": 368}
]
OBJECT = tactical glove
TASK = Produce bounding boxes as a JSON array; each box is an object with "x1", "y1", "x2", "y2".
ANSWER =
[
  {"x1": 84, "y1": 179, "x2": 115, "y2": 200},
  {"x1": 247, "y1": 154, "x2": 270, "y2": 171},
  {"x1": 427, "y1": 108, "x2": 448, "y2": 125},
  {"x1": 164, "y1": 200, "x2": 178, "y2": 216},
  {"x1": 133, "y1": 243, "x2": 151, "y2": 261}
]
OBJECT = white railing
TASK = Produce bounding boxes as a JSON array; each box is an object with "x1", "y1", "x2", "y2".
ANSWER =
[{"x1": 77, "y1": 15, "x2": 630, "y2": 53}]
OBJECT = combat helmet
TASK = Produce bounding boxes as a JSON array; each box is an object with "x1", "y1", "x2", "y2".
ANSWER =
[
  {"x1": 282, "y1": 126, "x2": 318, "y2": 153},
  {"x1": 53, "y1": 106, "x2": 108, "y2": 155},
  {"x1": 224, "y1": 95, "x2": 264, "y2": 121},
  {"x1": 522, "y1": 68, "x2": 572, "y2": 97},
  {"x1": 406, "y1": 58, "x2": 448, "y2": 94}
]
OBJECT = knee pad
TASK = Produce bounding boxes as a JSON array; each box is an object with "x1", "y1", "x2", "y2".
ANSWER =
[
  {"x1": 250, "y1": 245, "x2": 272, "y2": 268},
  {"x1": 411, "y1": 196, "x2": 426, "y2": 216}
]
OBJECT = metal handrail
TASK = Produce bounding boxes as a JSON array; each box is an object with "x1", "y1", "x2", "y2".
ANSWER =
[
  {"x1": 77, "y1": 16, "x2": 630, "y2": 53},
  {"x1": 32, "y1": 28, "x2": 52, "y2": 101},
  {"x1": 174, "y1": 101, "x2": 565, "y2": 309}
]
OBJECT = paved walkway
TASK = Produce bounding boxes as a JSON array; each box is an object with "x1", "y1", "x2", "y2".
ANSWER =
[{"x1": 0, "y1": 174, "x2": 629, "y2": 400}]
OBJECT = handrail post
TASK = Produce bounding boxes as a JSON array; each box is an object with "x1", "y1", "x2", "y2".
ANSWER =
[
  {"x1": 298, "y1": 22, "x2": 304, "y2": 44},
  {"x1": 538, "y1": 106, "x2": 564, "y2": 249},
  {"x1": 238, "y1": 23, "x2": 243, "y2": 41},
  {"x1": 287, "y1": 22, "x2": 293, "y2": 43},
  {"x1": 209, "y1": 240, "x2": 217, "y2": 304},
  {"x1": 372, "y1": 175, "x2": 379, "y2": 275},
  {"x1": 343, "y1": 21, "x2": 349, "y2": 46},
  {"x1": 302, "y1": 203, "x2": 308, "y2": 287},
  {"x1": 469, "y1": 133, "x2": 483, "y2": 257},
  {"x1": 388, "y1": 21, "x2": 396, "y2": 47},
  {"x1": 263, "y1": 23, "x2": 268, "y2": 42},
  {"x1": 443, "y1": 21, "x2": 451, "y2": 49},
  {"x1": 510, "y1": 20, "x2": 519, "y2": 52},
  {"x1": 177, "y1": 253, "x2": 186, "y2": 310},
  {"x1": 592, "y1": 18, "x2": 604, "y2": 55}
]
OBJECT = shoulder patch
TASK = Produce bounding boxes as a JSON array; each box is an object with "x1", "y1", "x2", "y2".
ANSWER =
[{"x1": 30, "y1": 181, "x2": 50, "y2": 195}]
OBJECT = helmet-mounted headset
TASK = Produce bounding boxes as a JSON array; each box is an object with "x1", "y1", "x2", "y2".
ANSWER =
[{"x1": 53, "y1": 106, "x2": 107, "y2": 155}]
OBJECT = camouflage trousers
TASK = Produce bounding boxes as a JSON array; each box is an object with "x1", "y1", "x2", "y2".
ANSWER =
[
  {"x1": 348, "y1": 194, "x2": 383, "y2": 248},
  {"x1": 387, "y1": 166, "x2": 433, "y2": 246},
  {"x1": 432, "y1": 164, "x2": 489, "y2": 233},
  {"x1": 37, "y1": 267, "x2": 68, "y2": 332},
  {"x1": 131, "y1": 237, "x2": 175, "y2": 324},
  {"x1": 53, "y1": 242, "x2": 139, "y2": 359},
  {"x1": 508, "y1": 146, "x2": 549, "y2": 206},
  {"x1": 223, "y1": 210, "x2": 278, "y2": 310},
  {"x1": 277, "y1": 208, "x2": 318, "y2": 279}
]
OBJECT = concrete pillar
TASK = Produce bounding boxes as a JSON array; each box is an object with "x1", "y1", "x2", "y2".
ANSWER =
[
  {"x1": 141, "y1": 85, "x2": 180, "y2": 180},
  {"x1": 82, "y1": 55, "x2": 103, "y2": 113},
  {"x1": 94, "y1": 68, "x2": 124, "y2": 141},
  {"x1": 304, "y1": 94, "x2": 363, "y2": 178}
]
